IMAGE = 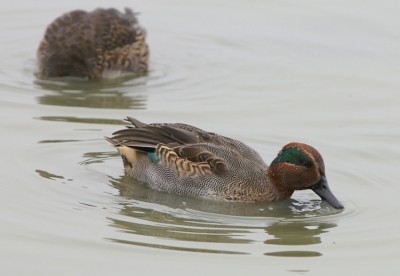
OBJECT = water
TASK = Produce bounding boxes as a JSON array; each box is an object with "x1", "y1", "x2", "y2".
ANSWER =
[{"x1": 1, "y1": 0, "x2": 400, "y2": 275}]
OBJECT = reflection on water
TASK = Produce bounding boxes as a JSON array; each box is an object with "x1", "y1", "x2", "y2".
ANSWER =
[
  {"x1": 100, "y1": 169, "x2": 340, "y2": 256},
  {"x1": 38, "y1": 139, "x2": 80, "y2": 143},
  {"x1": 81, "y1": 151, "x2": 120, "y2": 165},
  {"x1": 35, "y1": 169, "x2": 73, "y2": 184},
  {"x1": 35, "y1": 169, "x2": 64, "y2": 180},
  {"x1": 36, "y1": 116, "x2": 126, "y2": 125},
  {"x1": 265, "y1": 251, "x2": 322, "y2": 257},
  {"x1": 265, "y1": 221, "x2": 336, "y2": 246},
  {"x1": 1, "y1": 0, "x2": 399, "y2": 272},
  {"x1": 107, "y1": 239, "x2": 247, "y2": 255},
  {"x1": 34, "y1": 75, "x2": 148, "y2": 109}
]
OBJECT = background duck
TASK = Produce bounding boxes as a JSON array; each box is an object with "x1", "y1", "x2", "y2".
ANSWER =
[
  {"x1": 37, "y1": 8, "x2": 149, "y2": 79},
  {"x1": 106, "y1": 117, "x2": 344, "y2": 210}
]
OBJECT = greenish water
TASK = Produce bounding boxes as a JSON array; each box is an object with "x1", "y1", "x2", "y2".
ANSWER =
[{"x1": 1, "y1": 0, "x2": 400, "y2": 275}]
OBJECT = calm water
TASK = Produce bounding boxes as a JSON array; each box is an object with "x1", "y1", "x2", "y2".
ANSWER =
[{"x1": 1, "y1": 0, "x2": 400, "y2": 275}]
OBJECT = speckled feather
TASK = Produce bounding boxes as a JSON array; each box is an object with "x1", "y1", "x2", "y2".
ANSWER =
[
  {"x1": 106, "y1": 117, "x2": 284, "y2": 202},
  {"x1": 37, "y1": 8, "x2": 148, "y2": 79}
]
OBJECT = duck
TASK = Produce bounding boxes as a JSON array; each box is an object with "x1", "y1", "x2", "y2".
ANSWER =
[
  {"x1": 105, "y1": 117, "x2": 344, "y2": 209},
  {"x1": 37, "y1": 8, "x2": 148, "y2": 79}
]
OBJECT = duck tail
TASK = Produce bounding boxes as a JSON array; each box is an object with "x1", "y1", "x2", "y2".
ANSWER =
[{"x1": 105, "y1": 136, "x2": 139, "y2": 170}]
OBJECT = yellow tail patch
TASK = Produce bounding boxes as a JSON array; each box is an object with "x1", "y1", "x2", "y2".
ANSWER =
[{"x1": 117, "y1": 146, "x2": 137, "y2": 170}]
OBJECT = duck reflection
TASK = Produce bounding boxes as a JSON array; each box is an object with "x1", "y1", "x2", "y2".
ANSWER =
[
  {"x1": 103, "y1": 172, "x2": 339, "y2": 255},
  {"x1": 264, "y1": 221, "x2": 336, "y2": 246},
  {"x1": 34, "y1": 75, "x2": 147, "y2": 109}
]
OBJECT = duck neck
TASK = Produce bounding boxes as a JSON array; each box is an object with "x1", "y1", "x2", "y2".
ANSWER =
[{"x1": 267, "y1": 167, "x2": 294, "y2": 199}]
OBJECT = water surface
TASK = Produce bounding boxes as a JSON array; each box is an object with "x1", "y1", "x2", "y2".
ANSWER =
[{"x1": 1, "y1": 0, "x2": 400, "y2": 275}]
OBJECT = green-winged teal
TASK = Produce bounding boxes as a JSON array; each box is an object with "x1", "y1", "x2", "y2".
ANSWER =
[
  {"x1": 37, "y1": 8, "x2": 148, "y2": 79},
  {"x1": 106, "y1": 117, "x2": 344, "y2": 209}
]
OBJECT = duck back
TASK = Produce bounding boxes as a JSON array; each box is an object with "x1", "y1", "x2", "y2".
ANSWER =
[{"x1": 37, "y1": 8, "x2": 148, "y2": 79}]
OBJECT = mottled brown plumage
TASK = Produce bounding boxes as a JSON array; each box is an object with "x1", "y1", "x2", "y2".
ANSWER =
[
  {"x1": 37, "y1": 8, "x2": 148, "y2": 79},
  {"x1": 106, "y1": 117, "x2": 344, "y2": 209}
]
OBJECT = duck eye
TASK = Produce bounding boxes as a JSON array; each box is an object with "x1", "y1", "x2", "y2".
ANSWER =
[{"x1": 302, "y1": 160, "x2": 313, "y2": 168}]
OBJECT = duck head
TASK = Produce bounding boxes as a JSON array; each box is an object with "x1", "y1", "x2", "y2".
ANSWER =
[{"x1": 268, "y1": 142, "x2": 344, "y2": 209}]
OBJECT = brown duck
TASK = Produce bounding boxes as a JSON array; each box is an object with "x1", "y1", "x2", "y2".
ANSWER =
[
  {"x1": 37, "y1": 8, "x2": 148, "y2": 79},
  {"x1": 106, "y1": 117, "x2": 344, "y2": 209}
]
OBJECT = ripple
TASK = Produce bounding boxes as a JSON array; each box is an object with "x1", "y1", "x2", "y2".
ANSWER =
[
  {"x1": 265, "y1": 251, "x2": 322, "y2": 257},
  {"x1": 29, "y1": 125, "x2": 399, "y2": 257},
  {"x1": 34, "y1": 77, "x2": 148, "y2": 109},
  {"x1": 82, "y1": 154, "x2": 348, "y2": 254},
  {"x1": 107, "y1": 239, "x2": 247, "y2": 255},
  {"x1": 0, "y1": 6, "x2": 264, "y2": 114},
  {"x1": 81, "y1": 143, "x2": 400, "y2": 257},
  {"x1": 2, "y1": 1, "x2": 400, "y2": 273},
  {"x1": 35, "y1": 169, "x2": 65, "y2": 181},
  {"x1": 35, "y1": 116, "x2": 126, "y2": 125}
]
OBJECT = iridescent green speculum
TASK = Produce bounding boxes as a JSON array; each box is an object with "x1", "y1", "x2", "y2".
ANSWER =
[{"x1": 270, "y1": 147, "x2": 314, "y2": 168}]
